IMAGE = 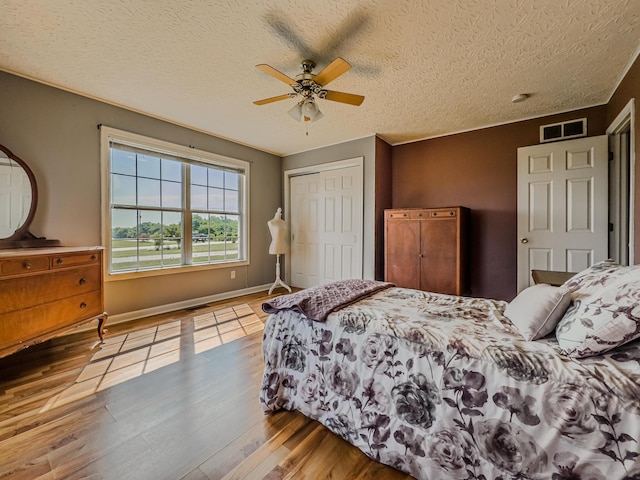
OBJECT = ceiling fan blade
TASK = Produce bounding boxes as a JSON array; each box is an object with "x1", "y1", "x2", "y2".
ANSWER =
[
  {"x1": 253, "y1": 94, "x2": 292, "y2": 105},
  {"x1": 323, "y1": 90, "x2": 365, "y2": 106},
  {"x1": 313, "y1": 57, "x2": 351, "y2": 86},
  {"x1": 256, "y1": 64, "x2": 297, "y2": 86}
]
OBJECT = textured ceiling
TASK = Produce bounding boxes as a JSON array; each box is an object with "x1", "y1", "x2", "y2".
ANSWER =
[{"x1": 1, "y1": 0, "x2": 639, "y2": 156}]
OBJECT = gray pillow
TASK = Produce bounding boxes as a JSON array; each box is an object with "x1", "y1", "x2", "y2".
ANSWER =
[{"x1": 504, "y1": 284, "x2": 572, "y2": 341}]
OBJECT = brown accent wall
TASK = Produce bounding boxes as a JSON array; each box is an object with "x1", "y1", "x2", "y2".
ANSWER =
[
  {"x1": 607, "y1": 54, "x2": 640, "y2": 263},
  {"x1": 375, "y1": 136, "x2": 393, "y2": 280},
  {"x1": 391, "y1": 106, "x2": 607, "y2": 301}
]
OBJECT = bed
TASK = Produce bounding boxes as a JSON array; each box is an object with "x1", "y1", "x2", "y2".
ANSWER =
[{"x1": 259, "y1": 264, "x2": 640, "y2": 480}]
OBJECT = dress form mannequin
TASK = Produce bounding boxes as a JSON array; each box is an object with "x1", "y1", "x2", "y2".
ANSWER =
[{"x1": 267, "y1": 208, "x2": 292, "y2": 294}]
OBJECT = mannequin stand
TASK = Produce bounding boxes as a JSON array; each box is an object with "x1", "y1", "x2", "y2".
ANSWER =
[{"x1": 269, "y1": 254, "x2": 292, "y2": 295}]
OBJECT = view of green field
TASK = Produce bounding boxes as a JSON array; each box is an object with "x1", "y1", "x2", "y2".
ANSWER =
[{"x1": 110, "y1": 237, "x2": 238, "y2": 271}]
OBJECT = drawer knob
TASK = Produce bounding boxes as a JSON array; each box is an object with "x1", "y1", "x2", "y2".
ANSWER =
[
  {"x1": 79, "y1": 278, "x2": 87, "y2": 285},
  {"x1": 56, "y1": 258, "x2": 63, "y2": 265},
  {"x1": 80, "y1": 302, "x2": 87, "y2": 309},
  {"x1": 24, "y1": 262, "x2": 31, "y2": 269},
  {"x1": 91, "y1": 255, "x2": 97, "y2": 260}
]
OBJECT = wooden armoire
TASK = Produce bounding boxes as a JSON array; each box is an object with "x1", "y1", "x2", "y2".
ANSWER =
[{"x1": 384, "y1": 207, "x2": 469, "y2": 295}]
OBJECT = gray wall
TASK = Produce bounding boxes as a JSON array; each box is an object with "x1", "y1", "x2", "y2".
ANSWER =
[
  {"x1": 283, "y1": 136, "x2": 377, "y2": 279},
  {"x1": 0, "y1": 71, "x2": 282, "y2": 316}
]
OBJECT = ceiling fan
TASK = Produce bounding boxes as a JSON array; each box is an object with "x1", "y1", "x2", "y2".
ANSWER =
[{"x1": 253, "y1": 57, "x2": 364, "y2": 122}]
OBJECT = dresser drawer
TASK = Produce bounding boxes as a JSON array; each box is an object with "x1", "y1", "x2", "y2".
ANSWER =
[
  {"x1": 410, "y1": 210, "x2": 429, "y2": 219},
  {"x1": 386, "y1": 211, "x2": 411, "y2": 220},
  {"x1": 0, "y1": 255, "x2": 49, "y2": 277},
  {"x1": 0, "y1": 290, "x2": 103, "y2": 349},
  {"x1": 430, "y1": 209, "x2": 457, "y2": 218},
  {"x1": 0, "y1": 265, "x2": 101, "y2": 315},
  {"x1": 51, "y1": 251, "x2": 101, "y2": 269}
]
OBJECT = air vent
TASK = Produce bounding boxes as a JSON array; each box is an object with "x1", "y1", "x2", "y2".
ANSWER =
[{"x1": 540, "y1": 118, "x2": 587, "y2": 143}]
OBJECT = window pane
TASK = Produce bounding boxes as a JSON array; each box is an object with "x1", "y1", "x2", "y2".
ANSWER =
[
  {"x1": 191, "y1": 184, "x2": 207, "y2": 210},
  {"x1": 209, "y1": 215, "x2": 224, "y2": 241},
  {"x1": 162, "y1": 211, "x2": 182, "y2": 266},
  {"x1": 140, "y1": 210, "x2": 162, "y2": 270},
  {"x1": 161, "y1": 180, "x2": 181, "y2": 208},
  {"x1": 111, "y1": 174, "x2": 136, "y2": 206},
  {"x1": 111, "y1": 149, "x2": 136, "y2": 175},
  {"x1": 192, "y1": 213, "x2": 210, "y2": 264},
  {"x1": 225, "y1": 171, "x2": 239, "y2": 190},
  {"x1": 224, "y1": 215, "x2": 239, "y2": 260},
  {"x1": 192, "y1": 213, "x2": 209, "y2": 237},
  {"x1": 208, "y1": 187, "x2": 224, "y2": 211},
  {"x1": 111, "y1": 208, "x2": 138, "y2": 238},
  {"x1": 208, "y1": 168, "x2": 224, "y2": 188},
  {"x1": 211, "y1": 214, "x2": 227, "y2": 263},
  {"x1": 163, "y1": 211, "x2": 182, "y2": 235},
  {"x1": 191, "y1": 165, "x2": 208, "y2": 186},
  {"x1": 191, "y1": 213, "x2": 209, "y2": 264},
  {"x1": 138, "y1": 178, "x2": 161, "y2": 207},
  {"x1": 225, "y1": 189, "x2": 238, "y2": 213},
  {"x1": 139, "y1": 210, "x2": 161, "y2": 238},
  {"x1": 111, "y1": 208, "x2": 138, "y2": 272},
  {"x1": 161, "y1": 158, "x2": 181, "y2": 182},
  {"x1": 138, "y1": 154, "x2": 160, "y2": 179}
]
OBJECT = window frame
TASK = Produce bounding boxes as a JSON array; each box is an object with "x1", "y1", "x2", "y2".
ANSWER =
[{"x1": 100, "y1": 126, "x2": 250, "y2": 281}]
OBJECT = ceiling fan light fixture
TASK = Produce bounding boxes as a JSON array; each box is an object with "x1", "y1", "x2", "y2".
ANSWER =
[
  {"x1": 301, "y1": 98, "x2": 319, "y2": 119},
  {"x1": 254, "y1": 57, "x2": 363, "y2": 125},
  {"x1": 289, "y1": 98, "x2": 323, "y2": 123},
  {"x1": 288, "y1": 103, "x2": 303, "y2": 121},
  {"x1": 308, "y1": 109, "x2": 323, "y2": 122}
]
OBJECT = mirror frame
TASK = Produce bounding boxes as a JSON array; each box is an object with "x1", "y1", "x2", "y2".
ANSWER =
[{"x1": 0, "y1": 144, "x2": 59, "y2": 248}]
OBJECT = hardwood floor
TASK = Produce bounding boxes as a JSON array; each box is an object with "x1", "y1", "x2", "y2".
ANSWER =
[{"x1": 0, "y1": 290, "x2": 413, "y2": 480}]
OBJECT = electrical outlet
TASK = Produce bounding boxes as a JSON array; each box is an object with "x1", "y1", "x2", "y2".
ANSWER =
[{"x1": 230, "y1": 270, "x2": 236, "y2": 279}]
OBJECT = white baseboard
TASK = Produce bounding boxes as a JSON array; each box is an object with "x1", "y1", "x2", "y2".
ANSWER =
[{"x1": 72, "y1": 283, "x2": 273, "y2": 334}]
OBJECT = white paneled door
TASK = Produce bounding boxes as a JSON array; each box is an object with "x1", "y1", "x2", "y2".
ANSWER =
[
  {"x1": 517, "y1": 135, "x2": 608, "y2": 292},
  {"x1": 290, "y1": 173, "x2": 321, "y2": 288},
  {"x1": 290, "y1": 165, "x2": 363, "y2": 288}
]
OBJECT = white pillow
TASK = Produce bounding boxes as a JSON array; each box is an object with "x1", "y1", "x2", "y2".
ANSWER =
[{"x1": 504, "y1": 284, "x2": 572, "y2": 341}]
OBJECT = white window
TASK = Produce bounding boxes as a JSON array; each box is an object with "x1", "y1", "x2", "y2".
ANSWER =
[{"x1": 100, "y1": 127, "x2": 249, "y2": 277}]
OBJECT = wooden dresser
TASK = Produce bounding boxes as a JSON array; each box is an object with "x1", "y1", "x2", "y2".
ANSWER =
[
  {"x1": 384, "y1": 207, "x2": 469, "y2": 295},
  {"x1": 0, "y1": 246, "x2": 107, "y2": 358}
]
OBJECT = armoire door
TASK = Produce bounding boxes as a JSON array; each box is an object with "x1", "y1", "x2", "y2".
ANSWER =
[
  {"x1": 385, "y1": 214, "x2": 420, "y2": 289},
  {"x1": 421, "y1": 217, "x2": 457, "y2": 294}
]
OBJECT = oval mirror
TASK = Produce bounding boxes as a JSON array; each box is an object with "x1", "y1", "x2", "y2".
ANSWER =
[{"x1": 0, "y1": 144, "x2": 58, "y2": 248}]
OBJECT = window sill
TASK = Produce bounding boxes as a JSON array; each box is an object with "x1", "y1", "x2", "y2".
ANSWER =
[{"x1": 104, "y1": 260, "x2": 249, "y2": 282}]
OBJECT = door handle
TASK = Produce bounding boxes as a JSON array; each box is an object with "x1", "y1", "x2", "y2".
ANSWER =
[{"x1": 521, "y1": 238, "x2": 529, "y2": 244}]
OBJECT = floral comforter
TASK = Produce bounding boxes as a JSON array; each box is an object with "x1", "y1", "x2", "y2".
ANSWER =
[{"x1": 260, "y1": 287, "x2": 640, "y2": 480}]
